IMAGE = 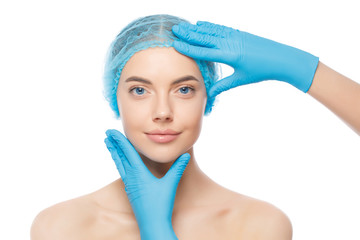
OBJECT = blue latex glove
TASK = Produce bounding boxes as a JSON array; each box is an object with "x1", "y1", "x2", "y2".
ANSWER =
[
  {"x1": 104, "y1": 129, "x2": 190, "y2": 240},
  {"x1": 172, "y1": 21, "x2": 319, "y2": 98}
]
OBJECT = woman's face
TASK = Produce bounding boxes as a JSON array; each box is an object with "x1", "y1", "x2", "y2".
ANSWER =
[{"x1": 117, "y1": 47, "x2": 207, "y2": 164}]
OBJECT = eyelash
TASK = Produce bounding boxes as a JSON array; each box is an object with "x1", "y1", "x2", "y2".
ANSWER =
[{"x1": 129, "y1": 86, "x2": 195, "y2": 96}]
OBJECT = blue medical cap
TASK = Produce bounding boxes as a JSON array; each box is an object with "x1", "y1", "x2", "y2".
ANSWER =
[{"x1": 103, "y1": 14, "x2": 220, "y2": 118}]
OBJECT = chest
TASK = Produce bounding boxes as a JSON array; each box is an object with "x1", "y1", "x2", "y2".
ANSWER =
[
  {"x1": 173, "y1": 207, "x2": 240, "y2": 240},
  {"x1": 90, "y1": 207, "x2": 242, "y2": 240}
]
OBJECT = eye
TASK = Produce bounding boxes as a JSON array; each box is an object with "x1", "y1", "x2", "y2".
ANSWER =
[
  {"x1": 178, "y1": 86, "x2": 195, "y2": 95},
  {"x1": 130, "y1": 87, "x2": 147, "y2": 96}
]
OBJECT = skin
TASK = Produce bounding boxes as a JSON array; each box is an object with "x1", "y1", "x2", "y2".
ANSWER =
[
  {"x1": 30, "y1": 47, "x2": 359, "y2": 240},
  {"x1": 308, "y1": 61, "x2": 360, "y2": 135},
  {"x1": 116, "y1": 47, "x2": 207, "y2": 178}
]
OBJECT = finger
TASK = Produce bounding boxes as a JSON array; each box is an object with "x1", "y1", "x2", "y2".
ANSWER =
[
  {"x1": 176, "y1": 21, "x2": 198, "y2": 32},
  {"x1": 104, "y1": 137, "x2": 126, "y2": 178},
  {"x1": 106, "y1": 136, "x2": 131, "y2": 167},
  {"x1": 196, "y1": 21, "x2": 232, "y2": 37},
  {"x1": 172, "y1": 25, "x2": 218, "y2": 48},
  {"x1": 208, "y1": 72, "x2": 247, "y2": 98},
  {"x1": 105, "y1": 129, "x2": 145, "y2": 169},
  {"x1": 176, "y1": 21, "x2": 227, "y2": 37},
  {"x1": 105, "y1": 134, "x2": 131, "y2": 170},
  {"x1": 172, "y1": 40, "x2": 223, "y2": 62},
  {"x1": 164, "y1": 153, "x2": 191, "y2": 185}
]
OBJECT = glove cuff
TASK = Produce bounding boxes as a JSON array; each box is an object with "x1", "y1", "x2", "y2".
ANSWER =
[{"x1": 279, "y1": 44, "x2": 320, "y2": 92}]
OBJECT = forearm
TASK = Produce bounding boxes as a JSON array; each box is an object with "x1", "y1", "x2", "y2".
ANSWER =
[{"x1": 307, "y1": 61, "x2": 360, "y2": 135}]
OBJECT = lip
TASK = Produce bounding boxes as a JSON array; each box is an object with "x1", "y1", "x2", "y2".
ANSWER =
[
  {"x1": 145, "y1": 129, "x2": 181, "y2": 143},
  {"x1": 146, "y1": 129, "x2": 181, "y2": 135}
]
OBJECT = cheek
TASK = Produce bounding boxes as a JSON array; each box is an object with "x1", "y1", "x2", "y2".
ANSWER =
[
  {"x1": 176, "y1": 92, "x2": 207, "y2": 132},
  {"x1": 182, "y1": 88, "x2": 207, "y2": 115},
  {"x1": 117, "y1": 93, "x2": 149, "y2": 136}
]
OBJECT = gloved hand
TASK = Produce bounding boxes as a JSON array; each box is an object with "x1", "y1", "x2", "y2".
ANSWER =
[
  {"x1": 172, "y1": 21, "x2": 319, "y2": 98},
  {"x1": 104, "y1": 129, "x2": 190, "y2": 240}
]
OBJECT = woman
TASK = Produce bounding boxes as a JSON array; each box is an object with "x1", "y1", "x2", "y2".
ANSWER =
[{"x1": 30, "y1": 14, "x2": 360, "y2": 240}]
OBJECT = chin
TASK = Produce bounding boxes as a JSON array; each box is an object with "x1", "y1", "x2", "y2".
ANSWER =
[{"x1": 138, "y1": 148, "x2": 187, "y2": 164}]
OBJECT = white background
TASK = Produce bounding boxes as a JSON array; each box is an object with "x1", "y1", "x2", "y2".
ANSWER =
[{"x1": 0, "y1": 0, "x2": 359, "y2": 239}]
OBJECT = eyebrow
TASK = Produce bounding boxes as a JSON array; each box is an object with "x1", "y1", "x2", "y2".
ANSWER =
[{"x1": 124, "y1": 75, "x2": 200, "y2": 85}]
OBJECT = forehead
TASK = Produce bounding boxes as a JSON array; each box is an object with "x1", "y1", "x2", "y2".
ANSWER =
[{"x1": 119, "y1": 47, "x2": 203, "y2": 83}]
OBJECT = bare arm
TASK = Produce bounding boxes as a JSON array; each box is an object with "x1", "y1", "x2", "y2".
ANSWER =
[{"x1": 307, "y1": 61, "x2": 360, "y2": 135}]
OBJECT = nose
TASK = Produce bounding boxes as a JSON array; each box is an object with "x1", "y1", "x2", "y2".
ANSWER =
[{"x1": 152, "y1": 94, "x2": 173, "y2": 122}]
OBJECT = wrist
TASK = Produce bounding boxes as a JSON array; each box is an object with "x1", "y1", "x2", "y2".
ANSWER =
[
  {"x1": 139, "y1": 220, "x2": 178, "y2": 240},
  {"x1": 276, "y1": 43, "x2": 319, "y2": 92}
]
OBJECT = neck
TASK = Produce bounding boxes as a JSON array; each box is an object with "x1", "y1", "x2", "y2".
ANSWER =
[
  {"x1": 140, "y1": 147, "x2": 212, "y2": 210},
  {"x1": 106, "y1": 147, "x2": 216, "y2": 214}
]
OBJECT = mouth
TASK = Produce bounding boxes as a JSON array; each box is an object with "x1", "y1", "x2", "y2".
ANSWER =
[
  {"x1": 146, "y1": 133, "x2": 181, "y2": 143},
  {"x1": 145, "y1": 129, "x2": 181, "y2": 143}
]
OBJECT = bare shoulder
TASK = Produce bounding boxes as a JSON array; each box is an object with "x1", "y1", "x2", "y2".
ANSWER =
[
  {"x1": 30, "y1": 180, "x2": 132, "y2": 240},
  {"x1": 30, "y1": 196, "x2": 97, "y2": 240},
  {"x1": 228, "y1": 192, "x2": 293, "y2": 240}
]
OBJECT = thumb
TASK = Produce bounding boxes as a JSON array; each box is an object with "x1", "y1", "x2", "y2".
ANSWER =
[
  {"x1": 164, "y1": 153, "x2": 191, "y2": 184},
  {"x1": 208, "y1": 71, "x2": 248, "y2": 99}
]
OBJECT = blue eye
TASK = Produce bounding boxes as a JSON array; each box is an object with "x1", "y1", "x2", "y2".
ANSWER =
[
  {"x1": 179, "y1": 86, "x2": 193, "y2": 94},
  {"x1": 130, "y1": 86, "x2": 194, "y2": 96},
  {"x1": 130, "y1": 87, "x2": 146, "y2": 95}
]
